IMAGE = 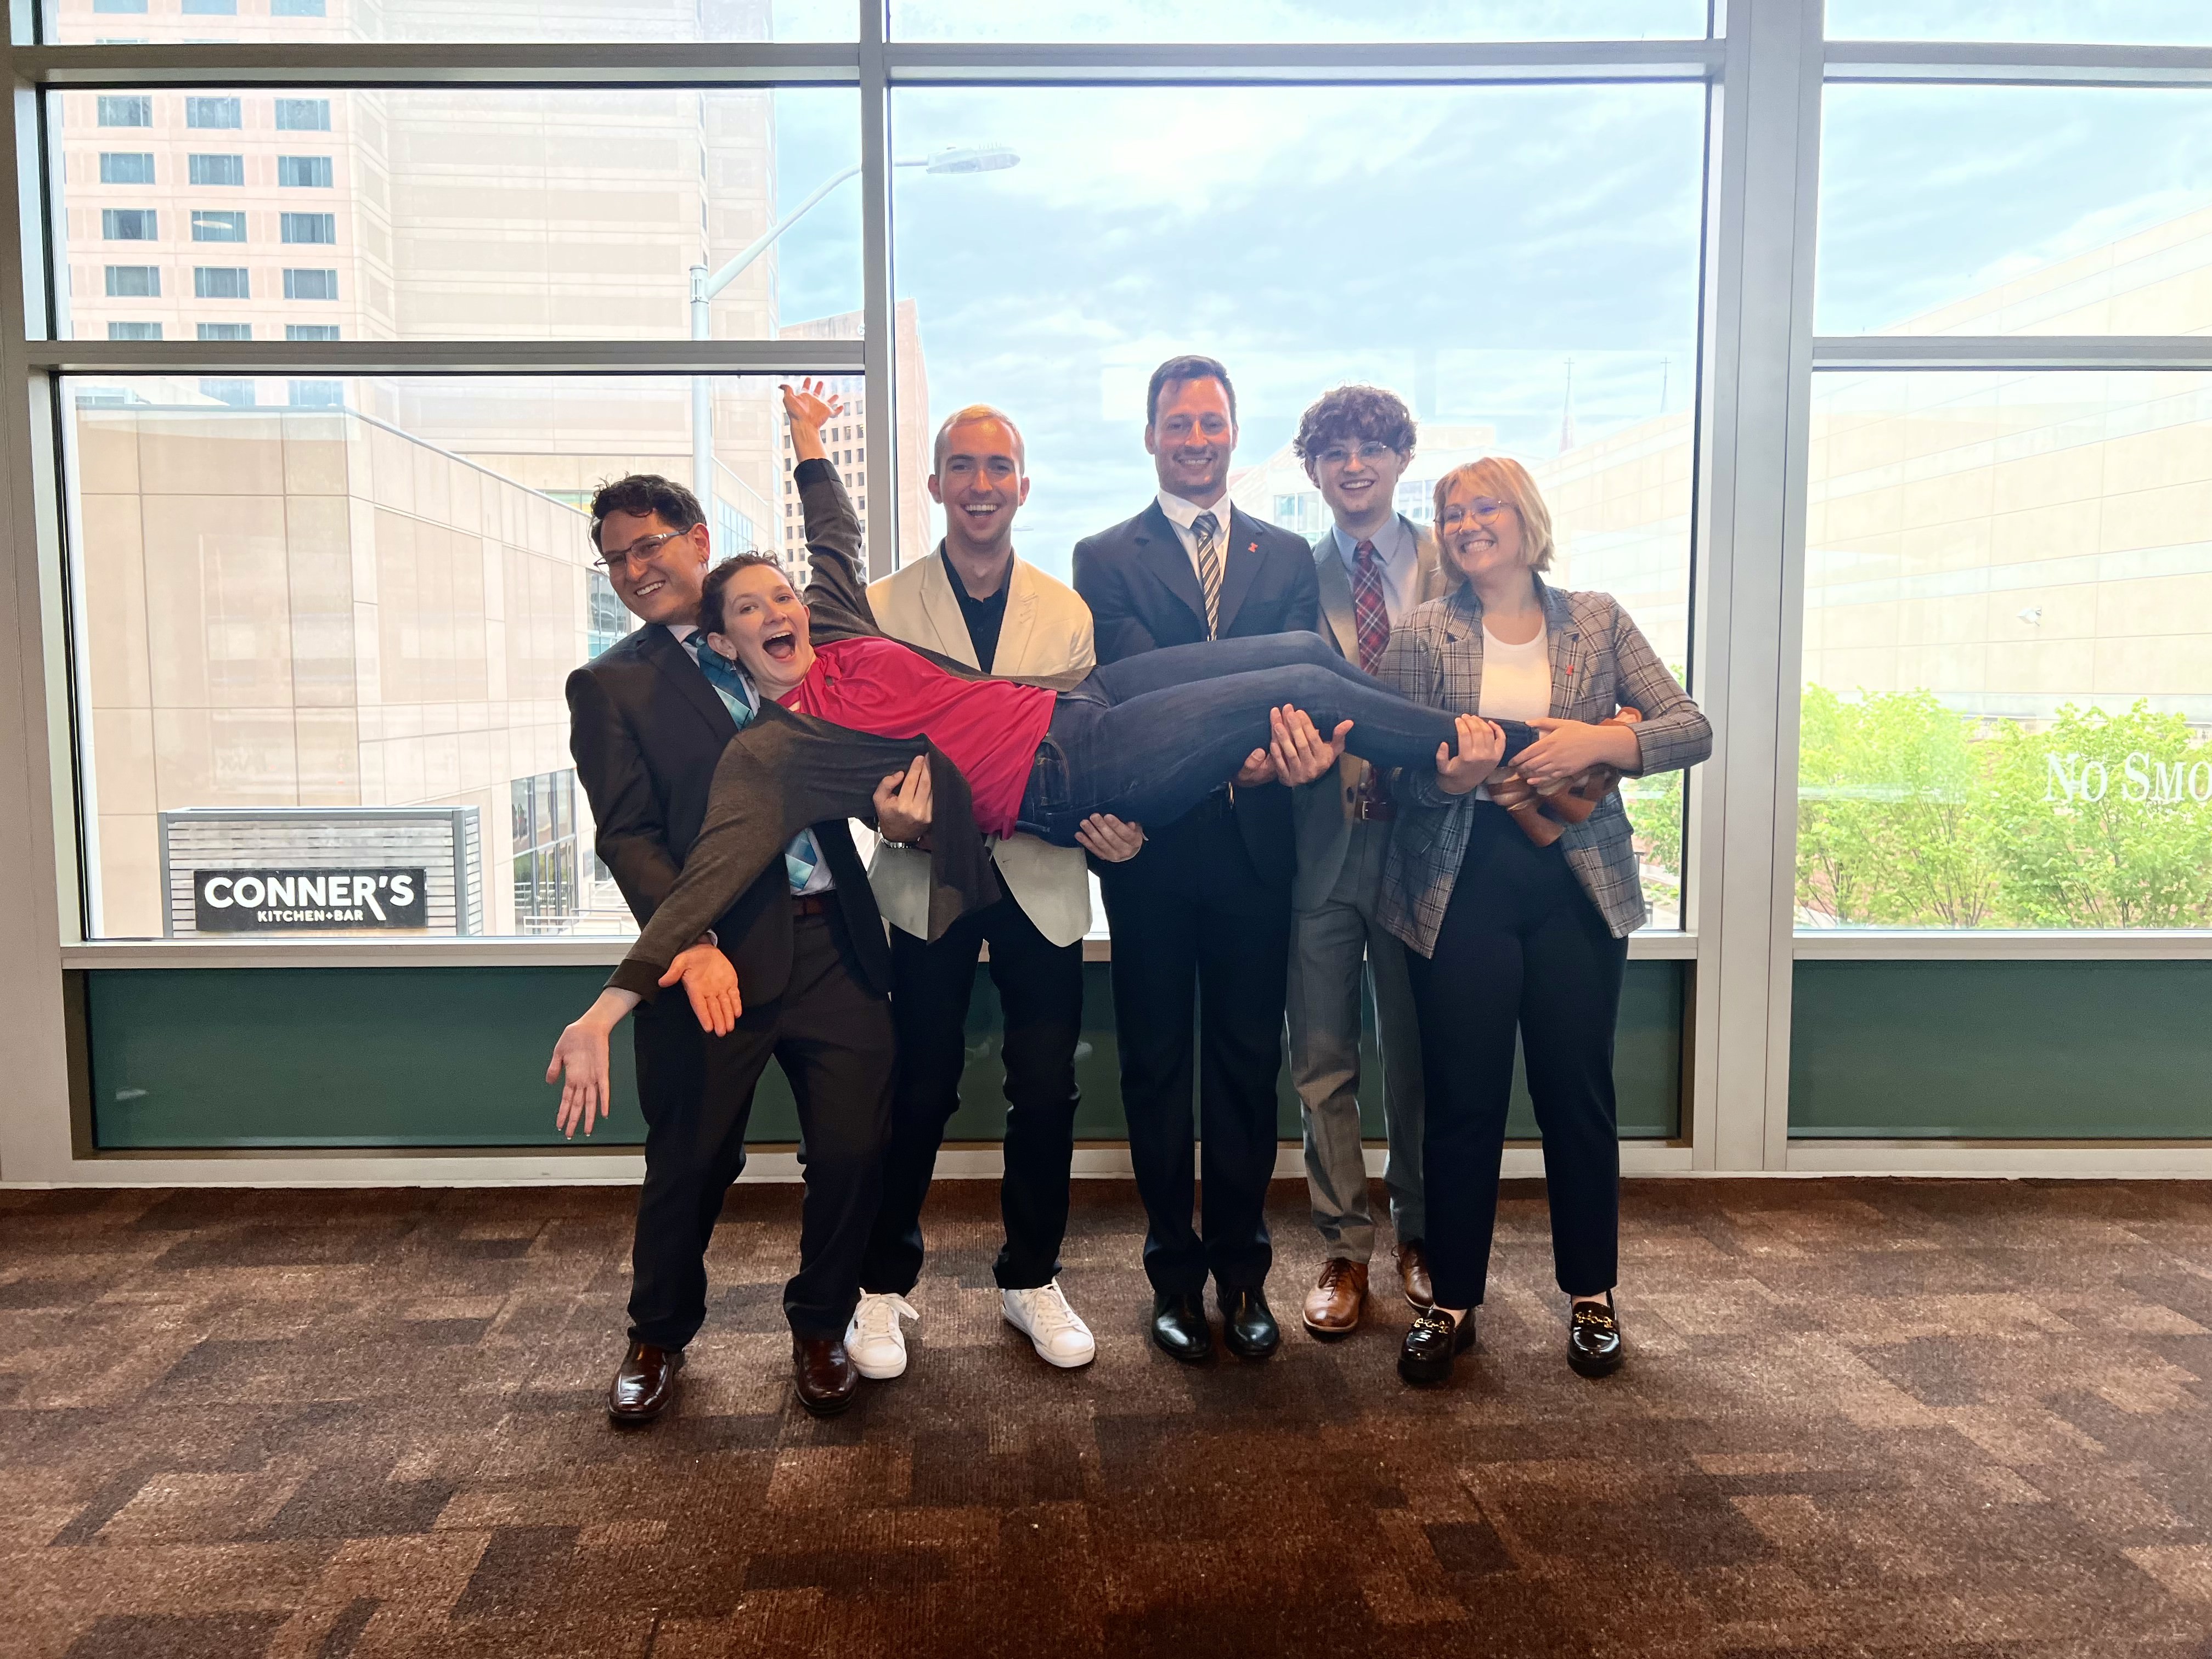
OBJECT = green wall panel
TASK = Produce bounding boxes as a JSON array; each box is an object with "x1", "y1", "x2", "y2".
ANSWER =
[
  {"x1": 87, "y1": 960, "x2": 1683, "y2": 1150},
  {"x1": 1791, "y1": 960, "x2": 2212, "y2": 1138}
]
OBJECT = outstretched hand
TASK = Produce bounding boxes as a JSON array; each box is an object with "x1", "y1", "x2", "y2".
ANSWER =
[
  {"x1": 546, "y1": 988, "x2": 641, "y2": 1138},
  {"x1": 662, "y1": 941, "x2": 741, "y2": 1036},
  {"x1": 778, "y1": 377, "x2": 845, "y2": 465},
  {"x1": 1435, "y1": 713, "x2": 1507, "y2": 795}
]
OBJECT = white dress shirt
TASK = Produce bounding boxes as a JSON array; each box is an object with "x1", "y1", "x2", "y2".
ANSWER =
[
  {"x1": 1330, "y1": 514, "x2": 1420, "y2": 627},
  {"x1": 1155, "y1": 488, "x2": 1237, "y2": 600}
]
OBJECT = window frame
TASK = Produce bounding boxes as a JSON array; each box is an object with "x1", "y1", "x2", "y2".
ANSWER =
[{"x1": 8, "y1": 2, "x2": 2210, "y2": 1187}]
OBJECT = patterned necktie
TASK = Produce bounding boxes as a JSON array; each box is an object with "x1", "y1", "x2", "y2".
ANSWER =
[
  {"x1": 1349, "y1": 538, "x2": 1392, "y2": 675},
  {"x1": 1191, "y1": 510, "x2": 1223, "y2": 639},
  {"x1": 686, "y1": 635, "x2": 823, "y2": 893}
]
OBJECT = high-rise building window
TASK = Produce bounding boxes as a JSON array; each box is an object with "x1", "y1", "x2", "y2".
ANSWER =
[
  {"x1": 197, "y1": 323, "x2": 251, "y2": 341},
  {"x1": 283, "y1": 268, "x2": 337, "y2": 301},
  {"x1": 277, "y1": 156, "x2": 334, "y2": 188},
  {"x1": 97, "y1": 96, "x2": 153, "y2": 127},
  {"x1": 101, "y1": 209, "x2": 156, "y2": 241},
  {"x1": 99, "y1": 153, "x2": 154, "y2": 184},
  {"x1": 104, "y1": 265, "x2": 159, "y2": 298},
  {"x1": 188, "y1": 155, "x2": 245, "y2": 187},
  {"x1": 185, "y1": 97, "x2": 241, "y2": 129},
  {"x1": 285, "y1": 324, "x2": 340, "y2": 340},
  {"x1": 180, "y1": 0, "x2": 237, "y2": 13},
  {"x1": 511, "y1": 770, "x2": 580, "y2": 932},
  {"x1": 90, "y1": 3, "x2": 148, "y2": 19},
  {"x1": 587, "y1": 571, "x2": 630, "y2": 659},
  {"x1": 193, "y1": 266, "x2": 248, "y2": 299},
  {"x1": 280, "y1": 213, "x2": 336, "y2": 244},
  {"x1": 272, "y1": 0, "x2": 327, "y2": 14},
  {"x1": 191, "y1": 211, "x2": 246, "y2": 242},
  {"x1": 274, "y1": 99, "x2": 331, "y2": 131},
  {"x1": 198, "y1": 379, "x2": 255, "y2": 407},
  {"x1": 106, "y1": 321, "x2": 160, "y2": 340},
  {"x1": 288, "y1": 381, "x2": 343, "y2": 407}
]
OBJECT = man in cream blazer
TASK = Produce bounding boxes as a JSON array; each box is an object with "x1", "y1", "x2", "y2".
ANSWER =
[
  {"x1": 846, "y1": 404, "x2": 1134, "y2": 1380},
  {"x1": 1285, "y1": 386, "x2": 1450, "y2": 1338}
]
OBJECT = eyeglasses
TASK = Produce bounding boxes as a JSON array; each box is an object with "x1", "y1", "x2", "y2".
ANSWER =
[
  {"x1": 593, "y1": 529, "x2": 686, "y2": 572},
  {"x1": 1316, "y1": 442, "x2": 1400, "y2": 469},
  {"x1": 1440, "y1": 496, "x2": 1511, "y2": 524}
]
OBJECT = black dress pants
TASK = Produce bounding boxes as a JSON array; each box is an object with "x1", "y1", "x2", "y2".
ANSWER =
[
  {"x1": 858, "y1": 890, "x2": 1086, "y2": 1295},
  {"x1": 627, "y1": 909, "x2": 893, "y2": 1347},
  {"x1": 1101, "y1": 811, "x2": 1291, "y2": 1297},
  {"x1": 1405, "y1": 803, "x2": 1629, "y2": 1312}
]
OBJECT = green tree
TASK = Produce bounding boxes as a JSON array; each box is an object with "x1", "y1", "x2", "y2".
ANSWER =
[
  {"x1": 1981, "y1": 703, "x2": 2212, "y2": 928},
  {"x1": 1796, "y1": 686, "x2": 1999, "y2": 927}
]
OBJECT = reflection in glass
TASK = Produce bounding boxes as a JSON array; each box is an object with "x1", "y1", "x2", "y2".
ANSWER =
[
  {"x1": 61, "y1": 374, "x2": 878, "y2": 941},
  {"x1": 891, "y1": 0, "x2": 1707, "y2": 42},
  {"x1": 1799, "y1": 371, "x2": 2212, "y2": 930},
  {"x1": 1818, "y1": 85, "x2": 2212, "y2": 336},
  {"x1": 52, "y1": 87, "x2": 861, "y2": 342},
  {"x1": 42, "y1": 0, "x2": 857, "y2": 44}
]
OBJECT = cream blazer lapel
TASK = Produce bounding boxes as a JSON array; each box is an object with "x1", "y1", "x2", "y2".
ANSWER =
[
  {"x1": 994, "y1": 559, "x2": 1043, "y2": 675},
  {"x1": 915, "y1": 551, "x2": 980, "y2": 669}
]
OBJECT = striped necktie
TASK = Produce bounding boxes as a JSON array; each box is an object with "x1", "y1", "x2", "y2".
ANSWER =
[
  {"x1": 1192, "y1": 510, "x2": 1223, "y2": 639},
  {"x1": 686, "y1": 636, "x2": 823, "y2": 893}
]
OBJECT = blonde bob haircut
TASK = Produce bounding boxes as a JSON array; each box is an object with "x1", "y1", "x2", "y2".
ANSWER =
[{"x1": 1432, "y1": 455, "x2": 1555, "y2": 582}]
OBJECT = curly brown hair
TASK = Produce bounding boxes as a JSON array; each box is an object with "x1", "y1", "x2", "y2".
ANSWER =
[
  {"x1": 1292, "y1": 384, "x2": 1417, "y2": 468},
  {"x1": 698, "y1": 552, "x2": 790, "y2": 634}
]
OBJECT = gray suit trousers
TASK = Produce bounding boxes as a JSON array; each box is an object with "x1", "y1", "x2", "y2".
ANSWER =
[{"x1": 1286, "y1": 820, "x2": 1426, "y2": 1260}]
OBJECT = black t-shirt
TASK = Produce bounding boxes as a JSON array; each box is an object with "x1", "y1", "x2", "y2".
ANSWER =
[{"x1": 943, "y1": 547, "x2": 1012, "y2": 674}]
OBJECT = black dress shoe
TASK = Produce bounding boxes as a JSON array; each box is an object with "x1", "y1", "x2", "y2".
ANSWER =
[
  {"x1": 792, "y1": 1336, "x2": 859, "y2": 1416},
  {"x1": 1397, "y1": 1308, "x2": 1476, "y2": 1386},
  {"x1": 1568, "y1": 1295, "x2": 1624, "y2": 1378},
  {"x1": 1150, "y1": 1291, "x2": 1213, "y2": 1364},
  {"x1": 1218, "y1": 1287, "x2": 1280, "y2": 1360},
  {"x1": 608, "y1": 1340, "x2": 683, "y2": 1424}
]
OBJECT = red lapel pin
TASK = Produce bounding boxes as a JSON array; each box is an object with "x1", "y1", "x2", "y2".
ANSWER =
[{"x1": 1246, "y1": 541, "x2": 1258, "y2": 552}]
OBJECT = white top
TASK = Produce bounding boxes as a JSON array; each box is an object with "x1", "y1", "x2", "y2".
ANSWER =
[
  {"x1": 1475, "y1": 620, "x2": 1550, "y2": 802},
  {"x1": 1155, "y1": 488, "x2": 1234, "y2": 602},
  {"x1": 1329, "y1": 514, "x2": 1419, "y2": 626}
]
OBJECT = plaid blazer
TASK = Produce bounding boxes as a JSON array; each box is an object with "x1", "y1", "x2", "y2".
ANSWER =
[{"x1": 1376, "y1": 577, "x2": 1711, "y2": 955}]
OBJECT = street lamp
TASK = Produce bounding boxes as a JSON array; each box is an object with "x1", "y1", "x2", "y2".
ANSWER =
[{"x1": 688, "y1": 144, "x2": 1020, "y2": 539}]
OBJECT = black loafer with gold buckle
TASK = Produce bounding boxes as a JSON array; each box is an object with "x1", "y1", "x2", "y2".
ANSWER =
[
  {"x1": 1397, "y1": 1307, "x2": 1475, "y2": 1386},
  {"x1": 1567, "y1": 1294, "x2": 1624, "y2": 1378}
]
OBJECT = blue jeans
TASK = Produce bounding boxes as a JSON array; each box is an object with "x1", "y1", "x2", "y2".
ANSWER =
[{"x1": 1015, "y1": 631, "x2": 1536, "y2": 847}]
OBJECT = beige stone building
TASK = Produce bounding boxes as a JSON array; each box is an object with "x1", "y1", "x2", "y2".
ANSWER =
[{"x1": 775, "y1": 300, "x2": 934, "y2": 577}]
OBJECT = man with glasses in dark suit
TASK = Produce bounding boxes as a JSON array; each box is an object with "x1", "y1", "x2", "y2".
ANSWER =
[
  {"x1": 1072, "y1": 354, "x2": 1324, "y2": 1365},
  {"x1": 565, "y1": 473, "x2": 925, "y2": 1421}
]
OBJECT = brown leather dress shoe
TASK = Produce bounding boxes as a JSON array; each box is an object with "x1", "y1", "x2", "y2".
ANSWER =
[
  {"x1": 608, "y1": 1340, "x2": 683, "y2": 1424},
  {"x1": 792, "y1": 1335, "x2": 859, "y2": 1417},
  {"x1": 1395, "y1": 1239, "x2": 1435, "y2": 1310},
  {"x1": 1301, "y1": 1257, "x2": 1368, "y2": 1339}
]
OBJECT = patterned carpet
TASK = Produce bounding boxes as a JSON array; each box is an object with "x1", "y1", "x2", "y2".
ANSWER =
[{"x1": 3, "y1": 1177, "x2": 2211, "y2": 1658}]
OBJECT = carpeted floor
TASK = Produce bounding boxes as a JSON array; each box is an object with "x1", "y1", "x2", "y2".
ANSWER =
[{"x1": 3, "y1": 1177, "x2": 2211, "y2": 1657}]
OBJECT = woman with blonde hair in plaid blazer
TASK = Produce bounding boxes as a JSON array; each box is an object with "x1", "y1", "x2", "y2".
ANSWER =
[{"x1": 1378, "y1": 456, "x2": 1710, "y2": 1387}]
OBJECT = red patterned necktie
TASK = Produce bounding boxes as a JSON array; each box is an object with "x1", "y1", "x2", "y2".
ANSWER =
[{"x1": 1350, "y1": 538, "x2": 1391, "y2": 675}]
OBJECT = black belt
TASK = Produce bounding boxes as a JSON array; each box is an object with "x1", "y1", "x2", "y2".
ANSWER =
[{"x1": 791, "y1": 891, "x2": 833, "y2": 918}]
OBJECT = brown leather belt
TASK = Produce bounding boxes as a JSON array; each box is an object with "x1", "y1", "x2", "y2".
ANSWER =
[
  {"x1": 791, "y1": 891, "x2": 833, "y2": 917},
  {"x1": 1350, "y1": 798, "x2": 1398, "y2": 823}
]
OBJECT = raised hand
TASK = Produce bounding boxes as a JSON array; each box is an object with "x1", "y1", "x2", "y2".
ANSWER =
[
  {"x1": 1075, "y1": 812, "x2": 1146, "y2": 863},
  {"x1": 662, "y1": 942, "x2": 741, "y2": 1036},
  {"x1": 778, "y1": 376, "x2": 846, "y2": 464},
  {"x1": 1435, "y1": 713, "x2": 1507, "y2": 796},
  {"x1": 873, "y1": 754, "x2": 933, "y2": 845},
  {"x1": 1269, "y1": 705, "x2": 1352, "y2": 788}
]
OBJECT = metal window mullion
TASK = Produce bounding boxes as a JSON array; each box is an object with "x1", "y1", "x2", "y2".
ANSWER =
[
  {"x1": 24, "y1": 340, "x2": 866, "y2": 374},
  {"x1": 1825, "y1": 39, "x2": 2212, "y2": 88},
  {"x1": 1813, "y1": 335, "x2": 2212, "y2": 371},
  {"x1": 10, "y1": 42, "x2": 863, "y2": 88},
  {"x1": 858, "y1": 0, "x2": 894, "y2": 579},
  {"x1": 881, "y1": 39, "x2": 1723, "y2": 84},
  {"x1": 1689, "y1": 0, "x2": 1824, "y2": 1174}
]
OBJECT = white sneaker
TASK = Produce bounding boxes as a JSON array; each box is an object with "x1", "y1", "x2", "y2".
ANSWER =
[
  {"x1": 843, "y1": 1291, "x2": 917, "y2": 1380},
  {"x1": 1002, "y1": 1279, "x2": 1097, "y2": 1369}
]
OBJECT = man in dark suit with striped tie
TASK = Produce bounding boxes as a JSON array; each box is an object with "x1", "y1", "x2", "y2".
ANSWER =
[{"x1": 1071, "y1": 354, "x2": 1322, "y2": 1365}]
